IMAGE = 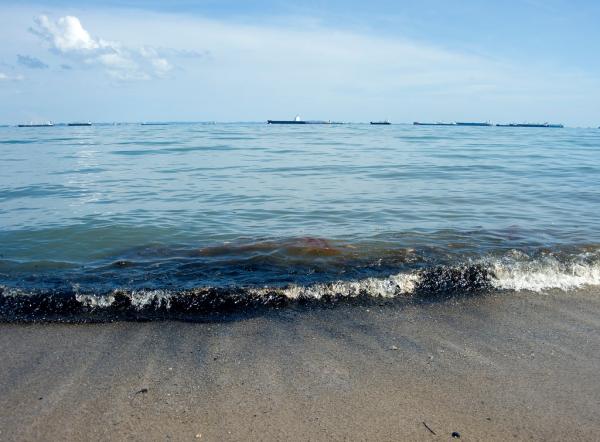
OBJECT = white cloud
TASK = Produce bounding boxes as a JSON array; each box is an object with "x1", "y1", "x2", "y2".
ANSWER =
[
  {"x1": 30, "y1": 15, "x2": 172, "y2": 80},
  {"x1": 0, "y1": 72, "x2": 24, "y2": 81},
  {"x1": 32, "y1": 15, "x2": 104, "y2": 52},
  {"x1": 151, "y1": 57, "x2": 172, "y2": 76}
]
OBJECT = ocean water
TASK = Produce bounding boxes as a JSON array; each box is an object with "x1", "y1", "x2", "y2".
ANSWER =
[{"x1": 1, "y1": 123, "x2": 599, "y2": 320}]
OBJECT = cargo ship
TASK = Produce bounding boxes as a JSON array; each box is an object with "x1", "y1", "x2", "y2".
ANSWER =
[
  {"x1": 268, "y1": 120, "x2": 306, "y2": 124},
  {"x1": 68, "y1": 122, "x2": 92, "y2": 126},
  {"x1": 17, "y1": 121, "x2": 54, "y2": 127},
  {"x1": 496, "y1": 123, "x2": 564, "y2": 128},
  {"x1": 267, "y1": 115, "x2": 333, "y2": 125},
  {"x1": 413, "y1": 122, "x2": 455, "y2": 126},
  {"x1": 268, "y1": 115, "x2": 305, "y2": 124},
  {"x1": 370, "y1": 120, "x2": 391, "y2": 125},
  {"x1": 455, "y1": 122, "x2": 492, "y2": 127}
]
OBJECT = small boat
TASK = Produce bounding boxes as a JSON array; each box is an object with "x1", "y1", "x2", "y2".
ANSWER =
[
  {"x1": 68, "y1": 122, "x2": 92, "y2": 126},
  {"x1": 370, "y1": 120, "x2": 391, "y2": 125},
  {"x1": 496, "y1": 123, "x2": 564, "y2": 128},
  {"x1": 455, "y1": 122, "x2": 492, "y2": 127},
  {"x1": 413, "y1": 122, "x2": 455, "y2": 126},
  {"x1": 18, "y1": 121, "x2": 54, "y2": 127}
]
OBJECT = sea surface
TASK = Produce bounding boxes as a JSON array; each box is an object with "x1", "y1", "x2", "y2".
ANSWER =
[{"x1": 1, "y1": 123, "x2": 599, "y2": 320}]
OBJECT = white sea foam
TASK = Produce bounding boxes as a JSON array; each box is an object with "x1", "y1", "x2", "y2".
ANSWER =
[
  {"x1": 76, "y1": 289, "x2": 175, "y2": 308},
  {"x1": 129, "y1": 290, "x2": 173, "y2": 308},
  {"x1": 73, "y1": 272, "x2": 421, "y2": 309},
  {"x1": 76, "y1": 293, "x2": 115, "y2": 307},
  {"x1": 0, "y1": 286, "x2": 26, "y2": 298},
  {"x1": 258, "y1": 272, "x2": 421, "y2": 300},
  {"x1": 286, "y1": 257, "x2": 600, "y2": 298},
  {"x1": 490, "y1": 258, "x2": 600, "y2": 292}
]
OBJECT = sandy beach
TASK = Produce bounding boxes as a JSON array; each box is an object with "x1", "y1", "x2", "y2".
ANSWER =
[{"x1": 1, "y1": 289, "x2": 599, "y2": 441}]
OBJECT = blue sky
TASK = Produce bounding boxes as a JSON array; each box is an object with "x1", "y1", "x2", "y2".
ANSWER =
[{"x1": 0, "y1": 0, "x2": 599, "y2": 125}]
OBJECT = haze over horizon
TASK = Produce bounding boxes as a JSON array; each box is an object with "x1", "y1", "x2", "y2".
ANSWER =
[{"x1": 1, "y1": 0, "x2": 599, "y2": 126}]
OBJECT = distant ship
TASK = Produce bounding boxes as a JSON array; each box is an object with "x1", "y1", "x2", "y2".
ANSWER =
[
  {"x1": 141, "y1": 122, "x2": 170, "y2": 126},
  {"x1": 268, "y1": 115, "x2": 305, "y2": 124},
  {"x1": 267, "y1": 115, "x2": 332, "y2": 125},
  {"x1": 455, "y1": 122, "x2": 492, "y2": 127},
  {"x1": 68, "y1": 122, "x2": 92, "y2": 126},
  {"x1": 413, "y1": 122, "x2": 455, "y2": 126},
  {"x1": 268, "y1": 120, "x2": 305, "y2": 125},
  {"x1": 370, "y1": 120, "x2": 391, "y2": 125},
  {"x1": 18, "y1": 121, "x2": 54, "y2": 127},
  {"x1": 496, "y1": 123, "x2": 564, "y2": 128}
]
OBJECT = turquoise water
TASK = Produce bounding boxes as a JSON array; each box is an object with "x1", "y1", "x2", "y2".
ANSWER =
[{"x1": 0, "y1": 123, "x2": 599, "y2": 319}]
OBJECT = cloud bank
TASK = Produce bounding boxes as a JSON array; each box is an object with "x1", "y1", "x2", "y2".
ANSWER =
[
  {"x1": 17, "y1": 54, "x2": 48, "y2": 69},
  {"x1": 30, "y1": 15, "x2": 172, "y2": 80}
]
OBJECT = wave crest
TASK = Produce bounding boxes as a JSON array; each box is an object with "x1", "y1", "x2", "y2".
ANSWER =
[
  {"x1": 2, "y1": 249, "x2": 600, "y2": 321},
  {"x1": 491, "y1": 255, "x2": 600, "y2": 292}
]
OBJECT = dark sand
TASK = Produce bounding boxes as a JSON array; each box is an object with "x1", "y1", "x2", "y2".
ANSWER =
[{"x1": 1, "y1": 289, "x2": 599, "y2": 441}]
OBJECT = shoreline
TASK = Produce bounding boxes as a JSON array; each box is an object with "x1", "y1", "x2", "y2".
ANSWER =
[{"x1": 1, "y1": 289, "x2": 599, "y2": 441}]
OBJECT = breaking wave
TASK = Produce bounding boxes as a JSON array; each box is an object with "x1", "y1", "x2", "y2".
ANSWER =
[
  {"x1": 1, "y1": 246, "x2": 599, "y2": 322},
  {"x1": 491, "y1": 257, "x2": 600, "y2": 291}
]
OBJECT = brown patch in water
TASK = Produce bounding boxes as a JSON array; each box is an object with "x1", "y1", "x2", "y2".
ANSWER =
[
  {"x1": 196, "y1": 237, "x2": 343, "y2": 257},
  {"x1": 283, "y1": 237, "x2": 342, "y2": 257}
]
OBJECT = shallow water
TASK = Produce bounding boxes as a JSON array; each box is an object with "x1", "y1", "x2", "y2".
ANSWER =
[{"x1": 1, "y1": 123, "x2": 599, "y2": 319}]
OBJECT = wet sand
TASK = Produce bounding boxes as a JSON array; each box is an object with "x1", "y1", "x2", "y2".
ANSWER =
[{"x1": 1, "y1": 289, "x2": 599, "y2": 441}]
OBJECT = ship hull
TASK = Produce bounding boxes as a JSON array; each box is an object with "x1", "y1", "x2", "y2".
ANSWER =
[
  {"x1": 455, "y1": 122, "x2": 492, "y2": 127},
  {"x1": 496, "y1": 124, "x2": 564, "y2": 128},
  {"x1": 413, "y1": 122, "x2": 455, "y2": 126},
  {"x1": 267, "y1": 120, "x2": 307, "y2": 124}
]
